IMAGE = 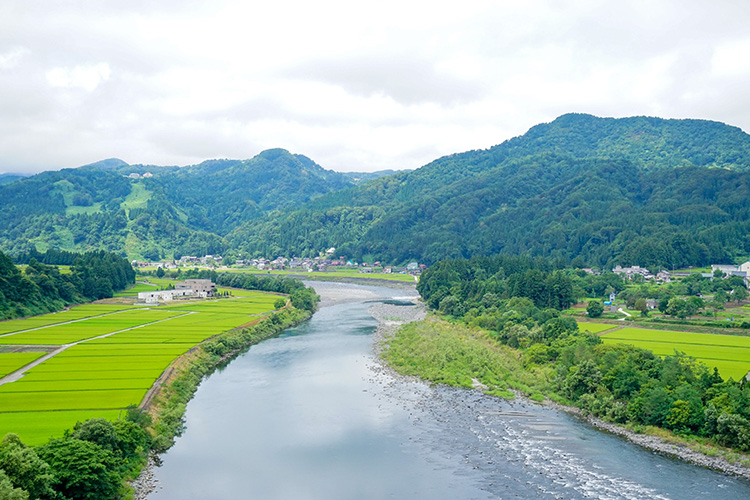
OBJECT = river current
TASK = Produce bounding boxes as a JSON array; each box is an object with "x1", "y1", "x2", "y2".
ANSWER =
[{"x1": 148, "y1": 282, "x2": 750, "y2": 499}]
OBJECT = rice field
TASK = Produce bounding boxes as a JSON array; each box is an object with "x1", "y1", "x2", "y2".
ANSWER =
[
  {"x1": 601, "y1": 327, "x2": 750, "y2": 381},
  {"x1": 0, "y1": 304, "x2": 133, "y2": 335},
  {"x1": 0, "y1": 292, "x2": 280, "y2": 444},
  {"x1": 0, "y1": 309, "x2": 184, "y2": 345},
  {"x1": 0, "y1": 352, "x2": 47, "y2": 378},
  {"x1": 577, "y1": 322, "x2": 618, "y2": 334}
]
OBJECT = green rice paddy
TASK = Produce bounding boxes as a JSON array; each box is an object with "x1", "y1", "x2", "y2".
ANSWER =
[
  {"x1": 0, "y1": 291, "x2": 279, "y2": 444},
  {"x1": 577, "y1": 322, "x2": 618, "y2": 334},
  {"x1": 602, "y1": 327, "x2": 750, "y2": 381},
  {"x1": 0, "y1": 352, "x2": 47, "y2": 378}
]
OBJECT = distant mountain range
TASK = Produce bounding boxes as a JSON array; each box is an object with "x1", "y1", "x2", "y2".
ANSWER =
[{"x1": 2, "y1": 113, "x2": 750, "y2": 268}]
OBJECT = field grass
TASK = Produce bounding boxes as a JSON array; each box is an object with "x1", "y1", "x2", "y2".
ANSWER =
[
  {"x1": 120, "y1": 182, "x2": 152, "y2": 213},
  {"x1": 0, "y1": 309, "x2": 184, "y2": 345},
  {"x1": 577, "y1": 322, "x2": 619, "y2": 334},
  {"x1": 0, "y1": 389, "x2": 147, "y2": 412},
  {"x1": 0, "y1": 289, "x2": 283, "y2": 443},
  {"x1": 162, "y1": 295, "x2": 279, "y2": 315},
  {"x1": 602, "y1": 327, "x2": 750, "y2": 380},
  {"x1": 0, "y1": 305, "x2": 134, "y2": 335},
  {"x1": 113, "y1": 281, "x2": 159, "y2": 297},
  {"x1": 0, "y1": 352, "x2": 46, "y2": 377},
  {"x1": 0, "y1": 410, "x2": 124, "y2": 446}
]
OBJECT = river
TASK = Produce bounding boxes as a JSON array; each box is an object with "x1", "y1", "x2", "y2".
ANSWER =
[{"x1": 147, "y1": 282, "x2": 750, "y2": 499}]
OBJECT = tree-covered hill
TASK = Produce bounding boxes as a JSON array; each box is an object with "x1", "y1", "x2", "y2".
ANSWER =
[
  {"x1": 228, "y1": 114, "x2": 750, "y2": 267},
  {"x1": 0, "y1": 149, "x2": 353, "y2": 260},
  {"x1": 2, "y1": 113, "x2": 750, "y2": 268}
]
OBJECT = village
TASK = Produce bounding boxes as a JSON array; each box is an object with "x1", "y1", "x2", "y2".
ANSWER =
[
  {"x1": 578, "y1": 260, "x2": 750, "y2": 288},
  {"x1": 131, "y1": 247, "x2": 427, "y2": 276}
]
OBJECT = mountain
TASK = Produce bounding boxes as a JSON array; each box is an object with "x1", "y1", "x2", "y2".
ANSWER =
[
  {"x1": 2, "y1": 113, "x2": 750, "y2": 268},
  {"x1": 0, "y1": 149, "x2": 353, "y2": 260},
  {"x1": 0, "y1": 173, "x2": 26, "y2": 185},
  {"x1": 227, "y1": 114, "x2": 750, "y2": 267}
]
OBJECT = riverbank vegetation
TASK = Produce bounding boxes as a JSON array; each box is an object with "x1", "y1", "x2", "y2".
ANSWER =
[
  {"x1": 0, "y1": 249, "x2": 134, "y2": 320},
  {"x1": 391, "y1": 255, "x2": 750, "y2": 461}
]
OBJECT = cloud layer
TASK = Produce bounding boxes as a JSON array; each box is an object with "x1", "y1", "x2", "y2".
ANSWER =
[{"x1": 1, "y1": 0, "x2": 749, "y2": 174}]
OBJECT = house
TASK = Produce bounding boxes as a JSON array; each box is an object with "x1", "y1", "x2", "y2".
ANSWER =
[
  {"x1": 137, "y1": 289, "x2": 193, "y2": 304},
  {"x1": 176, "y1": 279, "x2": 216, "y2": 298},
  {"x1": 142, "y1": 172, "x2": 153, "y2": 178}
]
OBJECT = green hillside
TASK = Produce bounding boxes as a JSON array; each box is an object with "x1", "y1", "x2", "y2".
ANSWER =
[
  {"x1": 0, "y1": 150, "x2": 353, "y2": 260},
  {"x1": 228, "y1": 114, "x2": 750, "y2": 266},
  {"x1": 2, "y1": 113, "x2": 750, "y2": 267}
]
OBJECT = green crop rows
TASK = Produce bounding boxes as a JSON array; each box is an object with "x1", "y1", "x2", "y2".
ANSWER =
[
  {"x1": 577, "y1": 322, "x2": 618, "y2": 334},
  {"x1": 0, "y1": 293, "x2": 278, "y2": 444},
  {"x1": 602, "y1": 327, "x2": 750, "y2": 380},
  {"x1": 0, "y1": 352, "x2": 46, "y2": 378},
  {"x1": 0, "y1": 304, "x2": 133, "y2": 335},
  {"x1": 0, "y1": 309, "x2": 183, "y2": 345}
]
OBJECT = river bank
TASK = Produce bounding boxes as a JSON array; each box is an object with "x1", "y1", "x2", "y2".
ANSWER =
[{"x1": 370, "y1": 300, "x2": 750, "y2": 480}]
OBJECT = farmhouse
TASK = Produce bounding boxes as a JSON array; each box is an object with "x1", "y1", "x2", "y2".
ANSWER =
[
  {"x1": 137, "y1": 279, "x2": 216, "y2": 304},
  {"x1": 137, "y1": 289, "x2": 193, "y2": 304},
  {"x1": 176, "y1": 279, "x2": 216, "y2": 297}
]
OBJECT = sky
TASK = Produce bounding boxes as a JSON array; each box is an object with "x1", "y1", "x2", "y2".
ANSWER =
[{"x1": 1, "y1": 0, "x2": 749, "y2": 175}]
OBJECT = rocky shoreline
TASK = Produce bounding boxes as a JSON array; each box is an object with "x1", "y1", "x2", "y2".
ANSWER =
[{"x1": 368, "y1": 300, "x2": 750, "y2": 481}]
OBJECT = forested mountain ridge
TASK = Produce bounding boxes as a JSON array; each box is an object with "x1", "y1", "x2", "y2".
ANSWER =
[
  {"x1": 0, "y1": 149, "x2": 354, "y2": 259},
  {"x1": 2, "y1": 113, "x2": 750, "y2": 267},
  {"x1": 229, "y1": 114, "x2": 750, "y2": 267}
]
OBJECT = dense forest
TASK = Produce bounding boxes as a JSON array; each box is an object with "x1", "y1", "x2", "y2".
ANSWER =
[
  {"x1": 0, "y1": 150, "x2": 357, "y2": 260},
  {"x1": 232, "y1": 115, "x2": 750, "y2": 267},
  {"x1": 2, "y1": 114, "x2": 750, "y2": 268},
  {"x1": 0, "y1": 249, "x2": 134, "y2": 320},
  {"x1": 415, "y1": 255, "x2": 750, "y2": 452}
]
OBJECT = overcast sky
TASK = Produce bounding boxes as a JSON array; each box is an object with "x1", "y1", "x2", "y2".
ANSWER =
[{"x1": 1, "y1": 1, "x2": 749, "y2": 175}]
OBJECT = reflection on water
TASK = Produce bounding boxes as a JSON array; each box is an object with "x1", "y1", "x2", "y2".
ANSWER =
[{"x1": 149, "y1": 284, "x2": 750, "y2": 500}]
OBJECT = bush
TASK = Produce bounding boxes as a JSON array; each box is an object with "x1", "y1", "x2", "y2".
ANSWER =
[{"x1": 586, "y1": 300, "x2": 604, "y2": 318}]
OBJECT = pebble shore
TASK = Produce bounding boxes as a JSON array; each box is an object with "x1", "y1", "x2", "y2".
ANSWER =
[{"x1": 368, "y1": 299, "x2": 750, "y2": 480}]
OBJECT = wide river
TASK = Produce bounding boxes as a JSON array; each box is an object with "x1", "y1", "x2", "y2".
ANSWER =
[{"x1": 148, "y1": 282, "x2": 750, "y2": 499}]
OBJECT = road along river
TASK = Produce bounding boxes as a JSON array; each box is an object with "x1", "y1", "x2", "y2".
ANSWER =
[{"x1": 146, "y1": 282, "x2": 750, "y2": 499}]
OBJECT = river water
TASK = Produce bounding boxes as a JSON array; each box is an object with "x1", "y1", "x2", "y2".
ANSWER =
[{"x1": 148, "y1": 283, "x2": 750, "y2": 499}]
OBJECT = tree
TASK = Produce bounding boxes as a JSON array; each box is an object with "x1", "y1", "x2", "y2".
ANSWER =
[
  {"x1": 0, "y1": 470, "x2": 28, "y2": 500},
  {"x1": 37, "y1": 438, "x2": 121, "y2": 500},
  {"x1": 155, "y1": 266, "x2": 165, "y2": 278},
  {"x1": 733, "y1": 286, "x2": 749, "y2": 304},
  {"x1": 0, "y1": 434, "x2": 55, "y2": 499},
  {"x1": 635, "y1": 298, "x2": 648, "y2": 316},
  {"x1": 586, "y1": 300, "x2": 604, "y2": 318}
]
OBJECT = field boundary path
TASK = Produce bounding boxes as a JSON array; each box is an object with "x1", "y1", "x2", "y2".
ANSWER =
[{"x1": 0, "y1": 311, "x2": 196, "y2": 386}]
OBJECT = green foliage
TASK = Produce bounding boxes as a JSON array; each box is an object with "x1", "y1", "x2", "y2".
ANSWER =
[
  {"x1": 404, "y1": 255, "x2": 750, "y2": 457},
  {"x1": 587, "y1": 300, "x2": 604, "y2": 318},
  {"x1": 0, "y1": 434, "x2": 55, "y2": 499},
  {"x1": 229, "y1": 114, "x2": 750, "y2": 266},
  {"x1": 37, "y1": 438, "x2": 121, "y2": 500},
  {"x1": 0, "y1": 249, "x2": 134, "y2": 320}
]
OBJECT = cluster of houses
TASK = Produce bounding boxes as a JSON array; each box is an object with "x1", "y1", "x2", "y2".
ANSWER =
[
  {"x1": 611, "y1": 265, "x2": 672, "y2": 283},
  {"x1": 132, "y1": 251, "x2": 425, "y2": 276},
  {"x1": 137, "y1": 279, "x2": 216, "y2": 304},
  {"x1": 605, "y1": 260, "x2": 750, "y2": 287},
  {"x1": 125, "y1": 172, "x2": 153, "y2": 179}
]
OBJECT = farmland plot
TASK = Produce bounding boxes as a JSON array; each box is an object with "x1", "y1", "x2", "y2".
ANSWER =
[
  {"x1": 0, "y1": 293, "x2": 279, "y2": 444},
  {"x1": 602, "y1": 327, "x2": 750, "y2": 380}
]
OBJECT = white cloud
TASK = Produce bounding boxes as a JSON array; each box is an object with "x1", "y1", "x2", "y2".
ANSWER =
[
  {"x1": 1, "y1": 0, "x2": 750, "y2": 175},
  {"x1": 46, "y1": 63, "x2": 111, "y2": 92}
]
